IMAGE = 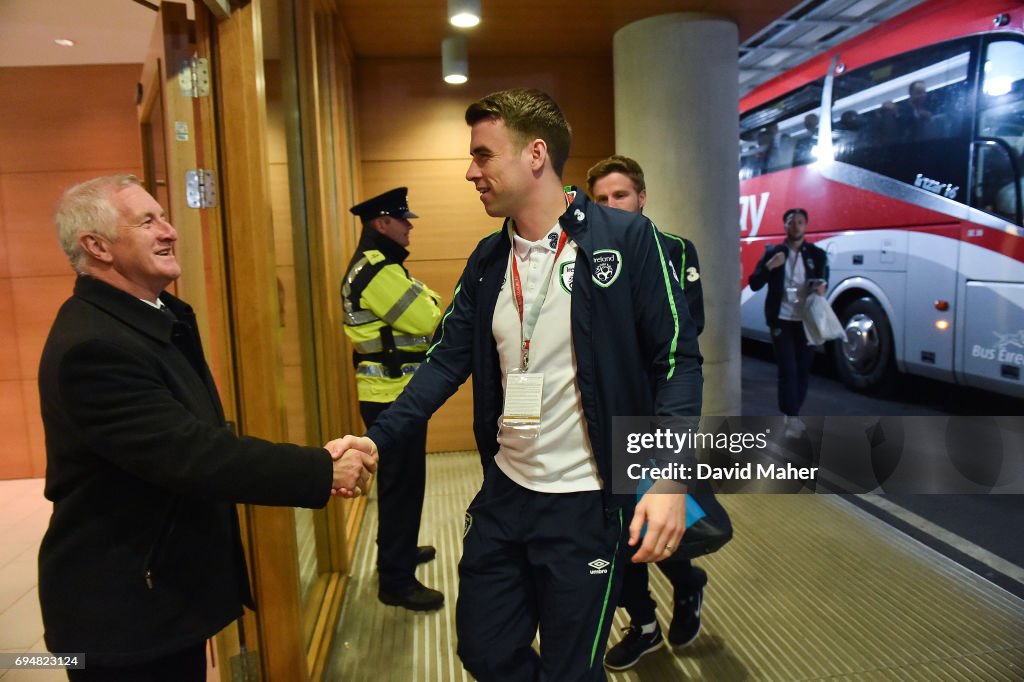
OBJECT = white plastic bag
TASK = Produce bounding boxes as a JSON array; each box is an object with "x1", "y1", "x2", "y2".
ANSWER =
[{"x1": 803, "y1": 293, "x2": 844, "y2": 345}]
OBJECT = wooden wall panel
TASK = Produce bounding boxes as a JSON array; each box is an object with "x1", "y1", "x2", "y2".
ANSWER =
[
  {"x1": 0, "y1": 64, "x2": 143, "y2": 479},
  {"x1": 0, "y1": 180, "x2": 8, "y2": 279},
  {"x1": 355, "y1": 57, "x2": 615, "y2": 163},
  {"x1": 0, "y1": 381, "x2": 31, "y2": 479},
  {"x1": 0, "y1": 66, "x2": 143, "y2": 174},
  {"x1": 407, "y1": 258, "x2": 473, "y2": 453},
  {"x1": 353, "y1": 55, "x2": 615, "y2": 455},
  {"x1": 363, "y1": 158, "x2": 609, "y2": 227},
  {"x1": 11, "y1": 275, "x2": 77, "y2": 383},
  {"x1": 406, "y1": 255, "x2": 466, "y2": 304},
  {"x1": 361, "y1": 159, "x2": 502, "y2": 263},
  {"x1": 1, "y1": 171, "x2": 105, "y2": 279},
  {"x1": 0, "y1": 279, "x2": 18, "y2": 382}
]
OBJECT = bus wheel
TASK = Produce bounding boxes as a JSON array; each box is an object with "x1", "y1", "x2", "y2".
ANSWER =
[{"x1": 832, "y1": 296, "x2": 895, "y2": 393}]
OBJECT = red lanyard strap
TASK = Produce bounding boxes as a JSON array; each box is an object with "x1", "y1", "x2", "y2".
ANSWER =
[{"x1": 509, "y1": 228, "x2": 569, "y2": 370}]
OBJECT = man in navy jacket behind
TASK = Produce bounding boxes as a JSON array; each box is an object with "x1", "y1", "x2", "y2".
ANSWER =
[
  {"x1": 353, "y1": 88, "x2": 703, "y2": 681},
  {"x1": 748, "y1": 207, "x2": 828, "y2": 437}
]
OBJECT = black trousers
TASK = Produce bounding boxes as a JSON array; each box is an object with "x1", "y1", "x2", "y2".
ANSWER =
[
  {"x1": 67, "y1": 643, "x2": 205, "y2": 682},
  {"x1": 360, "y1": 400, "x2": 428, "y2": 591},
  {"x1": 619, "y1": 559, "x2": 706, "y2": 625},
  {"x1": 456, "y1": 466, "x2": 628, "y2": 682},
  {"x1": 770, "y1": 320, "x2": 815, "y2": 416}
]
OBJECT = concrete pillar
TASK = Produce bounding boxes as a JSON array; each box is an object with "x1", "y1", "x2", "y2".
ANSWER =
[{"x1": 614, "y1": 14, "x2": 741, "y2": 416}]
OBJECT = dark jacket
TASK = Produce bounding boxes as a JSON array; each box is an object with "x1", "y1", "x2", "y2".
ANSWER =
[
  {"x1": 747, "y1": 240, "x2": 828, "y2": 326},
  {"x1": 37, "y1": 275, "x2": 333, "y2": 666},
  {"x1": 659, "y1": 233, "x2": 704, "y2": 335},
  {"x1": 366, "y1": 190, "x2": 703, "y2": 510}
]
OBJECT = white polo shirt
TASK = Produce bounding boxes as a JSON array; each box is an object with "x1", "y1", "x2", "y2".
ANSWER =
[
  {"x1": 779, "y1": 247, "x2": 807, "y2": 322},
  {"x1": 491, "y1": 223, "x2": 602, "y2": 492}
]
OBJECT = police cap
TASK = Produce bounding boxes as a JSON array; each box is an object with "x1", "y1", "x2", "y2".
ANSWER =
[{"x1": 349, "y1": 187, "x2": 418, "y2": 224}]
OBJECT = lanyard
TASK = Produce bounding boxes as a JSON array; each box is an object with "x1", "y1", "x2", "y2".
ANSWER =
[
  {"x1": 786, "y1": 247, "x2": 801, "y2": 288},
  {"x1": 509, "y1": 227, "x2": 569, "y2": 370}
]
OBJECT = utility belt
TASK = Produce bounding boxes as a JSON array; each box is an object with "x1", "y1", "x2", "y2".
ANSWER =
[{"x1": 351, "y1": 327, "x2": 426, "y2": 379}]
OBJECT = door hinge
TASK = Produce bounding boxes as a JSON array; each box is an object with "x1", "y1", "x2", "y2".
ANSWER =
[
  {"x1": 186, "y1": 169, "x2": 218, "y2": 208},
  {"x1": 178, "y1": 57, "x2": 211, "y2": 98}
]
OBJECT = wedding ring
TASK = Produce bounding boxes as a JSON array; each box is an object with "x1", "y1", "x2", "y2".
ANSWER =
[{"x1": 664, "y1": 544, "x2": 675, "y2": 553}]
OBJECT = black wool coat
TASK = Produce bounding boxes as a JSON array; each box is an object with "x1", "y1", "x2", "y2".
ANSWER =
[{"x1": 37, "y1": 275, "x2": 333, "y2": 666}]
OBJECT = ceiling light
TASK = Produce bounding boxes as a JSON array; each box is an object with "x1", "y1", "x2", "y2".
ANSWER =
[
  {"x1": 448, "y1": 0, "x2": 481, "y2": 28},
  {"x1": 442, "y1": 36, "x2": 468, "y2": 85},
  {"x1": 54, "y1": 38, "x2": 76, "y2": 47}
]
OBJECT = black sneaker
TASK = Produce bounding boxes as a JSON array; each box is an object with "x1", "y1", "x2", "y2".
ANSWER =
[
  {"x1": 668, "y1": 586, "x2": 703, "y2": 647},
  {"x1": 378, "y1": 580, "x2": 444, "y2": 612},
  {"x1": 604, "y1": 623, "x2": 664, "y2": 671}
]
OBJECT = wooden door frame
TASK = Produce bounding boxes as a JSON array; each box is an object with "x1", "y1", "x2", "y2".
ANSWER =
[
  {"x1": 209, "y1": 2, "x2": 311, "y2": 680},
  {"x1": 288, "y1": 4, "x2": 367, "y2": 677},
  {"x1": 170, "y1": 0, "x2": 369, "y2": 678}
]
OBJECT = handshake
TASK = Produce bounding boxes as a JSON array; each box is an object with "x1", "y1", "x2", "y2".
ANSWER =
[{"x1": 323, "y1": 435, "x2": 379, "y2": 498}]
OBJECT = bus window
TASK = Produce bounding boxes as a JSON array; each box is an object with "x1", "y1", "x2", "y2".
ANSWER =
[
  {"x1": 738, "y1": 80, "x2": 822, "y2": 179},
  {"x1": 830, "y1": 39, "x2": 973, "y2": 204},
  {"x1": 975, "y1": 39, "x2": 1024, "y2": 226}
]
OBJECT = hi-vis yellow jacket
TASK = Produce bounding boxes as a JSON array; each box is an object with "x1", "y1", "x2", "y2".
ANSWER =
[{"x1": 342, "y1": 230, "x2": 441, "y2": 403}]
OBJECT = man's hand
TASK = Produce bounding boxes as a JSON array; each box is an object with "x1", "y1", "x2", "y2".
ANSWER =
[
  {"x1": 323, "y1": 436, "x2": 378, "y2": 498},
  {"x1": 628, "y1": 489, "x2": 687, "y2": 563},
  {"x1": 765, "y1": 251, "x2": 786, "y2": 271}
]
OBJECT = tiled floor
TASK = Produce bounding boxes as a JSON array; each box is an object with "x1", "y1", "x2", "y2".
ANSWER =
[
  {"x1": 0, "y1": 479, "x2": 218, "y2": 681},
  {"x1": 0, "y1": 478, "x2": 61, "y2": 681},
  {"x1": 329, "y1": 452, "x2": 1024, "y2": 681}
]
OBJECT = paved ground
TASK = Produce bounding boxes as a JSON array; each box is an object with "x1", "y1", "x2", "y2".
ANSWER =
[{"x1": 741, "y1": 340, "x2": 1024, "y2": 597}]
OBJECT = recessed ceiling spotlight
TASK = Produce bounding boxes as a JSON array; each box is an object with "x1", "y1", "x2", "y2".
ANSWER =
[
  {"x1": 54, "y1": 38, "x2": 76, "y2": 47},
  {"x1": 448, "y1": 0, "x2": 481, "y2": 28},
  {"x1": 442, "y1": 36, "x2": 468, "y2": 84}
]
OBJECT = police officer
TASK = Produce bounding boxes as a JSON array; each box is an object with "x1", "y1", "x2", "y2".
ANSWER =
[{"x1": 343, "y1": 187, "x2": 444, "y2": 611}]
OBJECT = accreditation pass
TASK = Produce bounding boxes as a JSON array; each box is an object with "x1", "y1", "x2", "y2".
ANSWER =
[{"x1": 502, "y1": 372, "x2": 544, "y2": 424}]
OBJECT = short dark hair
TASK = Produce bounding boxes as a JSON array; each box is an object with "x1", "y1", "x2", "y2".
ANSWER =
[
  {"x1": 585, "y1": 155, "x2": 646, "y2": 195},
  {"x1": 783, "y1": 207, "x2": 808, "y2": 222},
  {"x1": 465, "y1": 88, "x2": 572, "y2": 176}
]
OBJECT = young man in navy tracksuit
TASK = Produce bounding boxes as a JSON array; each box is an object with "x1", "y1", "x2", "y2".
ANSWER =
[
  {"x1": 355, "y1": 88, "x2": 703, "y2": 682},
  {"x1": 587, "y1": 155, "x2": 716, "y2": 669}
]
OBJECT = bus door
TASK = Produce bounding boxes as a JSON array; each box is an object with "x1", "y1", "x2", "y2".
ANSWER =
[{"x1": 962, "y1": 36, "x2": 1024, "y2": 398}]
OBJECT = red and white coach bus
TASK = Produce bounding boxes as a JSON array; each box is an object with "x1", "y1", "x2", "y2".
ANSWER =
[{"x1": 739, "y1": 0, "x2": 1024, "y2": 397}]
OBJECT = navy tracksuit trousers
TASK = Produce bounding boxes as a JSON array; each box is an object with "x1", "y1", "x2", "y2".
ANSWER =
[
  {"x1": 771, "y1": 320, "x2": 815, "y2": 416},
  {"x1": 619, "y1": 559, "x2": 706, "y2": 626},
  {"x1": 457, "y1": 466, "x2": 629, "y2": 682},
  {"x1": 360, "y1": 400, "x2": 427, "y2": 592}
]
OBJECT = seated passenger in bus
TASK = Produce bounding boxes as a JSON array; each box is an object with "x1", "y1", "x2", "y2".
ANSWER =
[
  {"x1": 792, "y1": 113, "x2": 819, "y2": 166},
  {"x1": 876, "y1": 99, "x2": 902, "y2": 145},
  {"x1": 995, "y1": 141, "x2": 1024, "y2": 223},
  {"x1": 995, "y1": 179, "x2": 1022, "y2": 223},
  {"x1": 832, "y1": 110, "x2": 865, "y2": 160},
  {"x1": 754, "y1": 125, "x2": 793, "y2": 174},
  {"x1": 893, "y1": 80, "x2": 951, "y2": 141}
]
